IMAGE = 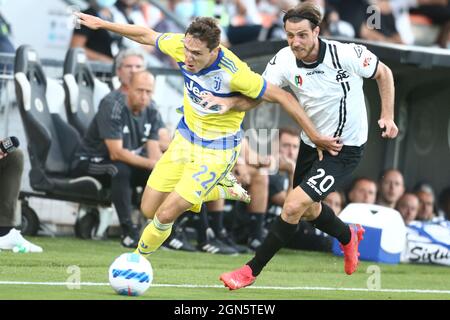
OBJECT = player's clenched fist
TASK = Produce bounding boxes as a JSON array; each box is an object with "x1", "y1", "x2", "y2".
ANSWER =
[{"x1": 378, "y1": 118, "x2": 398, "y2": 139}]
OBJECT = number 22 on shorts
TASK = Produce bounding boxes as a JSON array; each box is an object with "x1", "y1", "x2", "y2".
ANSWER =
[{"x1": 192, "y1": 165, "x2": 217, "y2": 190}]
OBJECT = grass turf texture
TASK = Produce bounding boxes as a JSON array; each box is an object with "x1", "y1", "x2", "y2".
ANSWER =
[{"x1": 0, "y1": 237, "x2": 449, "y2": 300}]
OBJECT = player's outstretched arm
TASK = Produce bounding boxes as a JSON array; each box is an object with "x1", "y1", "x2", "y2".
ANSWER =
[
  {"x1": 201, "y1": 84, "x2": 342, "y2": 158},
  {"x1": 75, "y1": 12, "x2": 160, "y2": 46},
  {"x1": 201, "y1": 92, "x2": 260, "y2": 114},
  {"x1": 262, "y1": 82, "x2": 343, "y2": 156},
  {"x1": 373, "y1": 62, "x2": 398, "y2": 139}
]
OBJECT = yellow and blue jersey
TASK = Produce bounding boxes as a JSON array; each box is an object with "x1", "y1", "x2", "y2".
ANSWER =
[{"x1": 155, "y1": 33, "x2": 267, "y2": 148}]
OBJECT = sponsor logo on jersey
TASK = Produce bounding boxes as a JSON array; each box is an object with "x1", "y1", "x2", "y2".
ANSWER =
[
  {"x1": 185, "y1": 79, "x2": 209, "y2": 105},
  {"x1": 335, "y1": 69, "x2": 349, "y2": 82},
  {"x1": 186, "y1": 79, "x2": 209, "y2": 97},
  {"x1": 294, "y1": 74, "x2": 303, "y2": 87},
  {"x1": 185, "y1": 78, "x2": 221, "y2": 112},
  {"x1": 306, "y1": 70, "x2": 325, "y2": 76},
  {"x1": 123, "y1": 125, "x2": 130, "y2": 134}
]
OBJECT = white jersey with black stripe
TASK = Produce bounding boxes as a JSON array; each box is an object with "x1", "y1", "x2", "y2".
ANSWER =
[{"x1": 263, "y1": 38, "x2": 379, "y2": 148}]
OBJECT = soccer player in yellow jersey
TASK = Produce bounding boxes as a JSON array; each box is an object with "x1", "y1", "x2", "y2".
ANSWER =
[{"x1": 76, "y1": 13, "x2": 342, "y2": 256}]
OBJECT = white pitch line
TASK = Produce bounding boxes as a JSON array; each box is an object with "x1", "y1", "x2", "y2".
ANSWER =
[{"x1": 0, "y1": 281, "x2": 449, "y2": 294}]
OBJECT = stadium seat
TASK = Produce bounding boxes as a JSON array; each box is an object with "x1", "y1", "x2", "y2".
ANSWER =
[
  {"x1": 62, "y1": 47, "x2": 97, "y2": 136},
  {"x1": 14, "y1": 45, "x2": 111, "y2": 209},
  {"x1": 93, "y1": 77, "x2": 111, "y2": 112}
]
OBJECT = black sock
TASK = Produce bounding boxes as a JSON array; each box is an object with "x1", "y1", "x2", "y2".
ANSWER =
[
  {"x1": 0, "y1": 226, "x2": 13, "y2": 237},
  {"x1": 310, "y1": 203, "x2": 351, "y2": 245},
  {"x1": 248, "y1": 212, "x2": 265, "y2": 241},
  {"x1": 196, "y1": 206, "x2": 209, "y2": 244},
  {"x1": 208, "y1": 210, "x2": 224, "y2": 235},
  {"x1": 247, "y1": 216, "x2": 297, "y2": 276}
]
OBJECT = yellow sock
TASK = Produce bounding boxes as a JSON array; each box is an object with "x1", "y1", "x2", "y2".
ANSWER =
[
  {"x1": 189, "y1": 186, "x2": 227, "y2": 213},
  {"x1": 202, "y1": 186, "x2": 224, "y2": 202},
  {"x1": 134, "y1": 216, "x2": 172, "y2": 255}
]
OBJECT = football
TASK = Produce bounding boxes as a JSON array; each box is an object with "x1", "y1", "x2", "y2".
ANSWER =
[{"x1": 108, "y1": 253, "x2": 153, "y2": 296}]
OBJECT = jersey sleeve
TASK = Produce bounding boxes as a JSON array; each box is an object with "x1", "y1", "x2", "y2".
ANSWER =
[
  {"x1": 340, "y1": 43, "x2": 379, "y2": 79},
  {"x1": 155, "y1": 33, "x2": 185, "y2": 63},
  {"x1": 230, "y1": 60, "x2": 267, "y2": 99},
  {"x1": 96, "y1": 98, "x2": 123, "y2": 140},
  {"x1": 262, "y1": 53, "x2": 288, "y2": 88}
]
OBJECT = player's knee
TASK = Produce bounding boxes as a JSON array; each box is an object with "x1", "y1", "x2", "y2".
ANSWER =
[
  {"x1": 140, "y1": 202, "x2": 155, "y2": 219},
  {"x1": 155, "y1": 206, "x2": 176, "y2": 225},
  {"x1": 302, "y1": 202, "x2": 321, "y2": 221},
  {"x1": 282, "y1": 200, "x2": 306, "y2": 222}
]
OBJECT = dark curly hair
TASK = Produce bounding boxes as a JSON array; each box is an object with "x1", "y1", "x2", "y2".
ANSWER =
[{"x1": 186, "y1": 17, "x2": 221, "y2": 51}]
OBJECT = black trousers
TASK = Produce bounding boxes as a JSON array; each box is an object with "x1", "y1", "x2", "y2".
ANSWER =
[{"x1": 72, "y1": 159, "x2": 150, "y2": 236}]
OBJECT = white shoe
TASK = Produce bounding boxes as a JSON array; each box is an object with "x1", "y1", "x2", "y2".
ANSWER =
[
  {"x1": 0, "y1": 229, "x2": 43, "y2": 253},
  {"x1": 218, "y1": 172, "x2": 251, "y2": 204}
]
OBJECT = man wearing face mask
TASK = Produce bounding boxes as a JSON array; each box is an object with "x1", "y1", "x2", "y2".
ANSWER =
[{"x1": 70, "y1": 0, "x2": 122, "y2": 62}]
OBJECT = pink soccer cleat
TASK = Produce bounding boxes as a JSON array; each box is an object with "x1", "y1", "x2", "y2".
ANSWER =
[
  {"x1": 340, "y1": 224, "x2": 365, "y2": 275},
  {"x1": 219, "y1": 265, "x2": 256, "y2": 290}
]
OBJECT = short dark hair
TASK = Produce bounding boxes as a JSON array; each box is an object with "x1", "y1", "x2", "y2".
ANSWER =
[
  {"x1": 186, "y1": 17, "x2": 221, "y2": 51},
  {"x1": 279, "y1": 127, "x2": 300, "y2": 140},
  {"x1": 349, "y1": 177, "x2": 377, "y2": 192},
  {"x1": 378, "y1": 168, "x2": 403, "y2": 182},
  {"x1": 283, "y1": 2, "x2": 323, "y2": 29}
]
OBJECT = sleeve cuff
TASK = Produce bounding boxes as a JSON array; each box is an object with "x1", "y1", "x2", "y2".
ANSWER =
[
  {"x1": 256, "y1": 79, "x2": 268, "y2": 99},
  {"x1": 369, "y1": 57, "x2": 380, "y2": 79},
  {"x1": 155, "y1": 33, "x2": 164, "y2": 54}
]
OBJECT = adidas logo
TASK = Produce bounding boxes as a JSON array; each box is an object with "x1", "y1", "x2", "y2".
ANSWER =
[
  {"x1": 200, "y1": 243, "x2": 220, "y2": 254},
  {"x1": 168, "y1": 238, "x2": 184, "y2": 249}
]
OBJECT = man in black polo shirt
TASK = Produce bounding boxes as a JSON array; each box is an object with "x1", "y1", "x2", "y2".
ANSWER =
[{"x1": 72, "y1": 70, "x2": 164, "y2": 248}]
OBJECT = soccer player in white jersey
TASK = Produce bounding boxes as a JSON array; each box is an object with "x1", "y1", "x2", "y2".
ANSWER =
[
  {"x1": 209, "y1": 3, "x2": 399, "y2": 290},
  {"x1": 75, "y1": 12, "x2": 343, "y2": 257}
]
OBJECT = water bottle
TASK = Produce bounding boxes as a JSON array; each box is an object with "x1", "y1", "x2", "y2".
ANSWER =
[{"x1": 12, "y1": 244, "x2": 29, "y2": 253}]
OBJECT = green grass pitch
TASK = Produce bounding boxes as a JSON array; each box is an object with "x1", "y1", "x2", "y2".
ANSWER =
[{"x1": 1, "y1": 237, "x2": 449, "y2": 300}]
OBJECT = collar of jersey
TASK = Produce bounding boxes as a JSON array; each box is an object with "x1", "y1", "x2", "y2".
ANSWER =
[
  {"x1": 296, "y1": 38, "x2": 326, "y2": 69},
  {"x1": 179, "y1": 48, "x2": 224, "y2": 76}
]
